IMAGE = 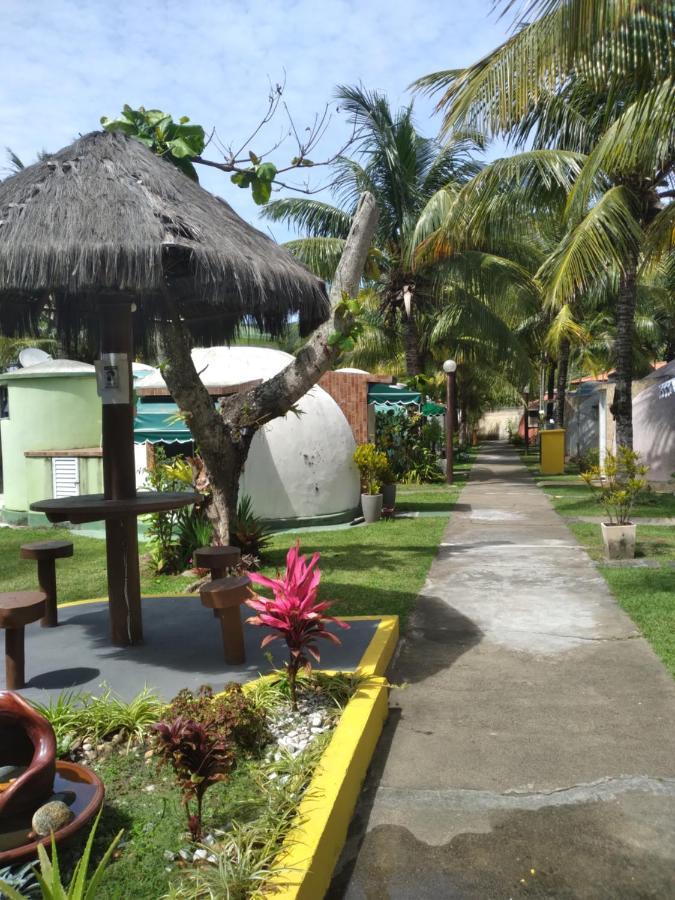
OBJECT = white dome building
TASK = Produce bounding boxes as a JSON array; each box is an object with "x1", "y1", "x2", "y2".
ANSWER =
[{"x1": 136, "y1": 347, "x2": 360, "y2": 525}]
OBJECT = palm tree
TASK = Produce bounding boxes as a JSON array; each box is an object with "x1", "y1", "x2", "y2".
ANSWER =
[
  {"x1": 262, "y1": 85, "x2": 524, "y2": 376},
  {"x1": 415, "y1": 0, "x2": 674, "y2": 447}
]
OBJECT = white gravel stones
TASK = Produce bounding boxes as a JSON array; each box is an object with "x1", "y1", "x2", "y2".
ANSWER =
[{"x1": 266, "y1": 692, "x2": 334, "y2": 757}]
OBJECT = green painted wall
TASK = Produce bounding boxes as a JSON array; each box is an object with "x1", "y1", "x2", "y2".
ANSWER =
[{"x1": 0, "y1": 375, "x2": 102, "y2": 512}]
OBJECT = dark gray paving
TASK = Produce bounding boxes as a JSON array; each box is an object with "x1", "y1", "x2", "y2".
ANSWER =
[
  {"x1": 2, "y1": 596, "x2": 378, "y2": 702},
  {"x1": 329, "y1": 443, "x2": 675, "y2": 900}
]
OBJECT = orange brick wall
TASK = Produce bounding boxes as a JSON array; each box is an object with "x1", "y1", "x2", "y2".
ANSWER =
[{"x1": 319, "y1": 372, "x2": 394, "y2": 444}]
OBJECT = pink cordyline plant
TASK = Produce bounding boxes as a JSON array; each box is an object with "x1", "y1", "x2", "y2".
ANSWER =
[{"x1": 246, "y1": 541, "x2": 349, "y2": 709}]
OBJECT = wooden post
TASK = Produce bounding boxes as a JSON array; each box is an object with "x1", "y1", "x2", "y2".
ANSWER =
[
  {"x1": 5, "y1": 627, "x2": 25, "y2": 690},
  {"x1": 37, "y1": 559, "x2": 58, "y2": 628},
  {"x1": 216, "y1": 608, "x2": 246, "y2": 665},
  {"x1": 100, "y1": 301, "x2": 143, "y2": 646}
]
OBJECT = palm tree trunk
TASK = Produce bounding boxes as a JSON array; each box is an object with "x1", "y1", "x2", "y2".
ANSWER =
[
  {"x1": 402, "y1": 313, "x2": 423, "y2": 375},
  {"x1": 613, "y1": 267, "x2": 637, "y2": 449},
  {"x1": 555, "y1": 339, "x2": 570, "y2": 428}
]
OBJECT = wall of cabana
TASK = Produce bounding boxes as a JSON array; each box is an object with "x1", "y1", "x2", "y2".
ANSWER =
[{"x1": 0, "y1": 360, "x2": 103, "y2": 525}]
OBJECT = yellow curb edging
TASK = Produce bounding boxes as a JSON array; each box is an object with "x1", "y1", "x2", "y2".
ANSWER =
[
  {"x1": 263, "y1": 615, "x2": 397, "y2": 899},
  {"x1": 265, "y1": 675, "x2": 389, "y2": 900}
]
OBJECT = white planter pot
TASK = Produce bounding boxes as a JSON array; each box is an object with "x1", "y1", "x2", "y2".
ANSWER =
[
  {"x1": 601, "y1": 522, "x2": 636, "y2": 560},
  {"x1": 361, "y1": 493, "x2": 383, "y2": 524}
]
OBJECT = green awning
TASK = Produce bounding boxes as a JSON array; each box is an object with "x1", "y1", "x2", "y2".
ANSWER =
[
  {"x1": 367, "y1": 384, "x2": 421, "y2": 406},
  {"x1": 421, "y1": 401, "x2": 446, "y2": 416},
  {"x1": 134, "y1": 402, "x2": 192, "y2": 444}
]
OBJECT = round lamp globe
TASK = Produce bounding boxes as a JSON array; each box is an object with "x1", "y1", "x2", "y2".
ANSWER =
[{"x1": 443, "y1": 359, "x2": 457, "y2": 374}]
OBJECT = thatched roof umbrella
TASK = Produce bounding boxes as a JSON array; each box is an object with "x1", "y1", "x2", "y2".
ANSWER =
[{"x1": 0, "y1": 131, "x2": 328, "y2": 646}]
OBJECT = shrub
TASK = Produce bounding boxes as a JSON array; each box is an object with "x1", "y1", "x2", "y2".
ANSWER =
[
  {"x1": 230, "y1": 494, "x2": 270, "y2": 558},
  {"x1": 247, "y1": 542, "x2": 349, "y2": 709},
  {"x1": 154, "y1": 684, "x2": 267, "y2": 841},
  {"x1": 32, "y1": 687, "x2": 163, "y2": 754},
  {"x1": 353, "y1": 443, "x2": 388, "y2": 494},
  {"x1": 581, "y1": 447, "x2": 648, "y2": 525}
]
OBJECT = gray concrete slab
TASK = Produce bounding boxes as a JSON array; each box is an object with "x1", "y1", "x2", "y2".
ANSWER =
[
  {"x1": 329, "y1": 443, "x2": 675, "y2": 899},
  {"x1": 1, "y1": 596, "x2": 379, "y2": 702}
]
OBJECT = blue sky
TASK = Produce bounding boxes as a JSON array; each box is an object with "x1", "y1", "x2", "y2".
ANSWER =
[{"x1": 1, "y1": 0, "x2": 511, "y2": 239}]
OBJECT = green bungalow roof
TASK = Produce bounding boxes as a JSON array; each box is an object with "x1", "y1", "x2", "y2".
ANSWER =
[
  {"x1": 367, "y1": 384, "x2": 421, "y2": 405},
  {"x1": 421, "y1": 401, "x2": 446, "y2": 416},
  {"x1": 134, "y1": 401, "x2": 191, "y2": 444}
]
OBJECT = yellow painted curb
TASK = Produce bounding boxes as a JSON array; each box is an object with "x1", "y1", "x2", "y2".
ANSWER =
[{"x1": 265, "y1": 675, "x2": 389, "y2": 900}]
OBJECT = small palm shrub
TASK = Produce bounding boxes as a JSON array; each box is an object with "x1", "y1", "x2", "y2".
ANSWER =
[
  {"x1": 581, "y1": 447, "x2": 648, "y2": 525},
  {"x1": 353, "y1": 443, "x2": 388, "y2": 494},
  {"x1": 230, "y1": 494, "x2": 270, "y2": 557}
]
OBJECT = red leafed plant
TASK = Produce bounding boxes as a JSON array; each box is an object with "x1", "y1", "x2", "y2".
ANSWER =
[
  {"x1": 152, "y1": 717, "x2": 235, "y2": 841},
  {"x1": 246, "y1": 541, "x2": 349, "y2": 709}
]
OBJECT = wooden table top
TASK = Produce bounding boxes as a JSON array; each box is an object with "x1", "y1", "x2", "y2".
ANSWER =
[{"x1": 30, "y1": 491, "x2": 202, "y2": 524}]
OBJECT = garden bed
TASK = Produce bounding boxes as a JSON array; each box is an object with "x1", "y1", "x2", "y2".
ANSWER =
[
  {"x1": 1, "y1": 672, "x2": 389, "y2": 899},
  {"x1": 0, "y1": 614, "x2": 397, "y2": 899}
]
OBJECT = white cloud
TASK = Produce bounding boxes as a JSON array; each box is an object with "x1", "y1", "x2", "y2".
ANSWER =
[{"x1": 1, "y1": 0, "x2": 510, "y2": 235}]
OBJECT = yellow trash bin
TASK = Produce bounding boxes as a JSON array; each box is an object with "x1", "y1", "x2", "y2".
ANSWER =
[{"x1": 540, "y1": 429, "x2": 566, "y2": 475}]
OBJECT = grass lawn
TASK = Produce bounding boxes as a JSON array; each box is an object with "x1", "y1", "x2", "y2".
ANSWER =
[
  {"x1": 567, "y1": 521, "x2": 675, "y2": 679},
  {"x1": 599, "y1": 567, "x2": 675, "y2": 679},
  {"x1": 0, "y1": 468, "x2": 471, "y2": 628},
  {"x1": 518, "y1": 449, "x2": 675, "y2": 518}
]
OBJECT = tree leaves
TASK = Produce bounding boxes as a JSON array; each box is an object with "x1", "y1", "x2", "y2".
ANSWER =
[
  {"x1": 100, "y1": 105, "x2": 205, "y2": 181},
  {"x1": 231, "y1": 161, "x2": 278, "y2": 205}
]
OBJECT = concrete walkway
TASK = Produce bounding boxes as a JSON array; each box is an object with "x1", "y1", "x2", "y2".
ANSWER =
[{"x1": 329, "y1": 443, "x2": 675, "y2": 899}]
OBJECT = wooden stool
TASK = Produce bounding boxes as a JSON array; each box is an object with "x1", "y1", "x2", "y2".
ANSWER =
[
  {"x1": 20, "y1": 540, "x2": 73, "y2": 628},
  {"x1": 0, "y1": 592, "x2": 46, "y2": 689},
  {"x1": 199, "y1": 575, "x2": 250, "y2": 665},
  {"x1": 193, "y1": 545, "x2": 241, "y2": 581}
]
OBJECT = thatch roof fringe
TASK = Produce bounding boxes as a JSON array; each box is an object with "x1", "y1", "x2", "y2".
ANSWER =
[{"x1": 0, "y1": 131, "x2": 328, "y2": 343}]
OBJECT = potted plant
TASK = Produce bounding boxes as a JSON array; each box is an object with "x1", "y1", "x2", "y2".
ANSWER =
[
  {"x1": 581, "y1": 447, "x2": 648, "y2": 560},
  {"x1": 381, "y1": 459, "x2": 397, "y2": 510},
  {"x1": 353, "y1": 443, "x2": 388, "y2": 523}
]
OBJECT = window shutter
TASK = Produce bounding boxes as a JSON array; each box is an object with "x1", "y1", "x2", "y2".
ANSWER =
[{"x1": 52, "y1": 457, "x2": 80, "y2": 498}]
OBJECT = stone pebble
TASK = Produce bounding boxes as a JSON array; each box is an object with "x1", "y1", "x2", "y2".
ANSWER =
[{"x1": 31, "y1": 801, "x2": 74, "y2": 836}]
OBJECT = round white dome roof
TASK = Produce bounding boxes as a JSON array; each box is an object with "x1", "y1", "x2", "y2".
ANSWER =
[{"x1": 140, "y1": 346, "x2": 360, "y2": 521}]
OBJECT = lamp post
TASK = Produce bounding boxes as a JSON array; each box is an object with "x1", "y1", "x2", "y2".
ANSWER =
[
  {"x1": 443, "y1": 359, "x2": 457, "y2": 484},
  {"x1": 523, "y1": 384, "x2": 530, "y2": 454}
]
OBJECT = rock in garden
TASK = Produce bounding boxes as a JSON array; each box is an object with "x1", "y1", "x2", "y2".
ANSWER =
[{"x1": 32, "y1": 801, "x2": 74, "y2": 836}]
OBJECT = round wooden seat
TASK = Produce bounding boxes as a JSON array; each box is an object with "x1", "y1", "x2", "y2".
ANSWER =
[
  {"x1": 0, "y1": 591, "x2": 46, "y2": 690},
  {"x1": 19, "y1": 541, "x2": 73, "y2": 629},
  {"x1": 200, "y1": 575, "x2": 251, "y2": 609},
  {"x1": 0, "y1": 592, "x2": 46, "y2": 628},
  {"x1": 193, "y1": 545, "x2": 241, "y2": 580},
  {"x1": 20, "y1": 540, "x2": 74, "y2": 561},
  {"x1": 199, "y1": 576, "x2": 250, "y2": 665}
]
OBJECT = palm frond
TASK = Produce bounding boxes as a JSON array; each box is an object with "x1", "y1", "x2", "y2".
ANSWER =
[
  {"x1": 566, "y1": 77, "x2": 675, "y2": 220},
  {"x1": 261, "y1": 199, "x2": 353, "y2": 238},
  {"x1": 538, "y1": 185, "x2": 643, "y2": 307},
  {"x1": 544, "y1": 303, "x2": 589, "y2": 353},
  {"x1": 283, "y1": 237, "x2": 346, "y2": 280},
  {"x1": 413, "y1": 1, "x2": 673, "y2": 137}
]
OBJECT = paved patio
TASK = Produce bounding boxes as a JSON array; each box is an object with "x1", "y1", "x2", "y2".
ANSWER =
[
  {"x1": 329, "y1": 443, "x2": 675, "y2": 899},
  {"x1": 2, "y1": 596, "x2": 379, "y2": 702}
]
